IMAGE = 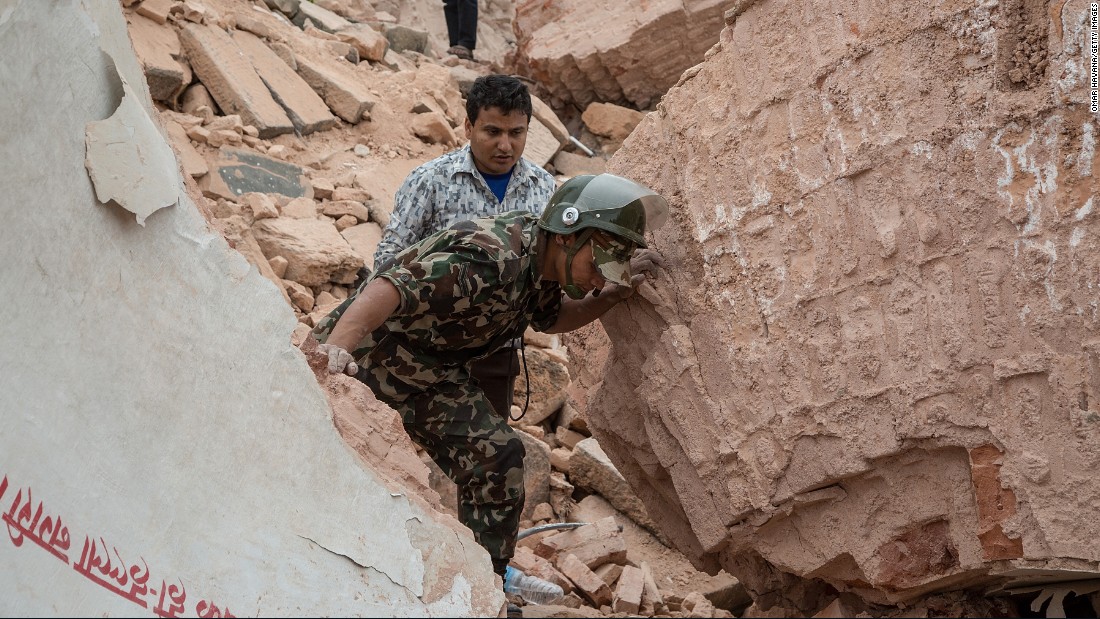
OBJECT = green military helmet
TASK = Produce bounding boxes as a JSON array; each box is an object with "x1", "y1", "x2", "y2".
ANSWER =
[
  {"x1": 538, "y1": 174, "x2": 669, "y2": 248},
  {"x1": 539, "y1": 174, "x2": 670, "y2": 299}
]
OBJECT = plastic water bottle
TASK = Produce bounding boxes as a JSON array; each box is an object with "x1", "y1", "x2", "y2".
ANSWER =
[{"x1": 504, "y1": 566, "x2": 564, "y2": 605}]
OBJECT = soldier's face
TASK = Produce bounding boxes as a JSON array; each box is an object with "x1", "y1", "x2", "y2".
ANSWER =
[
  {"x1": 556, "y1": 234, "x2": 607, "y2": 294},
  {"x1": 465, "y1": 106, "x2": 529, "y2": 175}
]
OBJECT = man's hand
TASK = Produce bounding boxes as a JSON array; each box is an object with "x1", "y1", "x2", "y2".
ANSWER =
[
  {"x1": 317, "y1": 343, "x2": 358, "y2": 376},
  {"x1": 602, "y1": 248, "x2": 666, "y2": 302}
]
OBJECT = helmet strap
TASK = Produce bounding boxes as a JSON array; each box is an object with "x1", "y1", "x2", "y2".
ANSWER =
[{"x1": 561, "y1": 228, "x2": 595, "y2": 300}]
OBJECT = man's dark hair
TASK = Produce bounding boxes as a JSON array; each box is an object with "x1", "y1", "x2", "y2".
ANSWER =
[{"x1": 465, "y1": 75, "x2": 533, "y2": 125}]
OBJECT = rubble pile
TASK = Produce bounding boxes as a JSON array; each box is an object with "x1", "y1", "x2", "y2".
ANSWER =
[{"x1": 118, "y1": 2, "x2": 749, "y2": 617}]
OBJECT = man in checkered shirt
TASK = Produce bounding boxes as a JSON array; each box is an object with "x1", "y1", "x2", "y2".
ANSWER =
[{"x1": 374, "y1": 74, "x2": 557, "y2": 420}]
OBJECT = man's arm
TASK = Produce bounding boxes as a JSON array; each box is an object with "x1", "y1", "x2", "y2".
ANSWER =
[
  {"x1": 373, "y1": 175, "x2": 434, "y2": 267},
  {"x1": 318, "y1": 278, "x2": 401, "y2": 374}
]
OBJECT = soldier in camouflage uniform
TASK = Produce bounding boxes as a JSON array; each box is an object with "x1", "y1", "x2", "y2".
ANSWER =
[
  {"x1": 313, "y1": 173, "x2": 669, "y2": 577},
  {"x1": 374, "y1": 74, "x2": 556, "y2": 421}
]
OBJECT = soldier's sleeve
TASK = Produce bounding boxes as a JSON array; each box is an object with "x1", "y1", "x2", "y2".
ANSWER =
[
  {"x1": 373, "y1": 171, "x2": 435, "y2": 267},
  {"x1": 376, "y1": 246, "x2": 492, "y2": 316},
  {"x1": 529, "y1": 285, "x2": 564, "y2": 332}
]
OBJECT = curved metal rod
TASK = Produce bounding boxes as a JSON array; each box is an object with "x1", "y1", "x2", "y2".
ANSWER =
[{"x1": 517, "y1": 521, "x2": 589, "y2": 540}]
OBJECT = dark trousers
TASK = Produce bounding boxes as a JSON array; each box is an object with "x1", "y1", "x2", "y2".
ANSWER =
[
  {"x1": 469, "y1": 346, "x2": 519, "y2": 419},
  {"x1": 443, "y1": 0, "x2": 478, "y2": 50}
]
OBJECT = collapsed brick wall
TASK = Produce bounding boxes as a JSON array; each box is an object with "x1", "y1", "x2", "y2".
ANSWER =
[{"x1": 572, "y1": 0, "x2": 1100, "y2": 612}]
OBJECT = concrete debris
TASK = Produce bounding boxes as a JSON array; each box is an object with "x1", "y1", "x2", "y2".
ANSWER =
[
  {"x1": 179, "y1": 22, "x2": 296, "y2": 138},
  {"x1": 512, "y1": 0, "x2": 728, "y2": 109},
  {"x1": 231, "y1": 30, "x2": 336, "y2": 135}
]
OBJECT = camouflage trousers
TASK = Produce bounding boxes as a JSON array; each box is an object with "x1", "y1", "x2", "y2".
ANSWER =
[{"x1": 356, "y1": 364, "x2": 527, "y2": 575}]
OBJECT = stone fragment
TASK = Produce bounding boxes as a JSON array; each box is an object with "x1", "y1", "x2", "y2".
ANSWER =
[
  {"x1": 178, "y1": 23, "x2": 294, "y2": 138},
  {"x1": 334, "y1": 214, "x2": 357, "y2": 231},
  {"x1": 523, "y1": 116, "x2": 562, "y2": 168},
  {"x1": 536, "y1": 517, "x2": 624, "y2": 566},
  {"x1": 283, "y1": 278, "x2": 315, "y2": 312},
  {"x1": 557, "y1": 401, "x2": 588, "y2": 434},
  {"x1": 613, "y1": 565, "x2": 644, "y2": 614},
  {"x1": 548, "y1": 471, "x2": 574, "y2": 520},
  {"x1": 555, "y1": 426, "x2": 586, "y2": 450},
  {"x1": 594, "y1": 563, "x2": 623, "y2": 587},
  {"x1": 511, "y1": 347, "x2": 570, "y2": 426},
  {"x1": 639, "y1": 562, "x2": 664, "y2": 613},
  {"x1": 511, "y1": 547, "x2": 574, "y2": 595},
  {"x1": 200, "y1": 147, "x2": 310, "y2": 201},
  {"x1": 231, "y1": 30, "x2": 336, "y2": 136},
  {"x1": 164, "y1": 121, "x2": 208, "y2": 178},
  {"x1": 135, "y1": 0, "x2": 172, "y2": 24},
  {"x1": 531, "y1": 94, "x2": 570, "y2": 146},
  {"x1": 126, "y1": 12, "x2": 190, "y2": 103},
  {"x1": 570, "y1": 438, "x2": 659, "y2": 535},
  {"x1": 337, "y1": 24, "x2": 388, "y2": 62},
  {"x1": 294, "y1": 0, "x2": 351, "y2": 33},
  {"x1": 557, "y1": 554, "x2": 612, "y2": 608},
  {"x1": 411, "y1": 111, "x2": 457, "y2": 146},
  {"x1": 552, "y1": 151, "x2": 607, "y2": 177},
  {"x1": 581, "y1": 102, "x2": 645, "y2": 142},
  {"x1": 550, "y1": 447, "x2": 572, "y2": 474},
  {"x1": 312, "y1": 177, "x2": 334, "y2": 200},
  {"x1": 179, "y1": 1, "x2": 206, "y2": 23},
  {"x1": 531, "y1": 502, "x2": 555, "y2": 522},
  {"x1": 268, "y1": 255, "x2": 289, "y2": 279},
  {"x1": 332, "y1": 186, "x2": 372, "y2": 202},
  {"x1": 683, "y1": 591, "x2": 715, "y2": 618},
  {"x1": 383, "y1": 24, "x2": 430, "y2": 54},
  {"x1": 262, "y1": 0, "x2": 299, "y2": 15},
  {"x1": 282, "y1": 197, "x2": 318, "y2": 219},
  {"x1": 322, "y1": 200, "x2": 371, "y2": 222},
  {"x1": 340, "y1": 222, "x2": 383, "y2": 271},
  {"x1": 289, "y1": 39, "x2": 375, "y2": 123},
  {"x1": 185, "y1": 124, "x2": 210, "y2": 144},
  {"x1": 181, "y1": 83, "x2": 218, "y2": 116},
  {"x1": 512, "y1": 0, "x2": 727, "y2": 109},
  {"x1": 516, "y1": 429, "x2": 552, "y2": 521},
  {"x1": 252, "y1": 217, "x2": 362, "y2": 286}
]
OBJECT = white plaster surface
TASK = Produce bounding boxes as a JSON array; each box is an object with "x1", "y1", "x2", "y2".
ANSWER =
[{"x1": 0, "y1": 1, "x2": 500, "y2": 615}]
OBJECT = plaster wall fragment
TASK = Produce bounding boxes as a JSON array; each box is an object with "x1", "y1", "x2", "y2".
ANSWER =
[{"x1": 0, "y1": 1, "x2": 502, "y2": 615}]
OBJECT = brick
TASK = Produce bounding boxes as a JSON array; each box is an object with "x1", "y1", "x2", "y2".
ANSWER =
[
  {"x1": 557, "y1": 554, "x2": 611, "y2": 607},
  {"x1": 640, "y1": 561, "x2": 665, "y2": 614},
  {"x1": 510, "y1": 547, "x2": 574, "y2": 594},
  {"x1": 555, "y1": 426, "x2": 586, "y2": 450},
  {"x1": 594, "y1": 563, "x2": 623, "y2": 587},
  {"x1": 534, "y1": 516, "x2": 629, "y2": 567},
  {"x1": 613, "y1": 565, "x2": 644, "y2": 614}
]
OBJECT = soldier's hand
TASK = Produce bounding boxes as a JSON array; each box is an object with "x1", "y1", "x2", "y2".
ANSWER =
[
  {"x1": 317, "y1": 343, "x2": 358, "y2": 376},
  {"x1": 629, "y1": 248, "x2": 665, "y2": 279},
  {"x1": 602, "y1": 248, "x2": 665, "y2": 302}
]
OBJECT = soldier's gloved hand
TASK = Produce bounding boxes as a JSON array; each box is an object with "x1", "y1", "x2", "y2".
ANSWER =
[
  {"x1": 628, "y1": 248, "x2": 665, "y2": 279},
  {"x1": 603, "y1": 248, "x2": 666, "y2": 302},
  {"x1": 317, "y1": 343, "x2": 358, "y2": 376}
]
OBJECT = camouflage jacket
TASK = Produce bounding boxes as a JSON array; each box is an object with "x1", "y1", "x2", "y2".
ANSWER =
[
  {"x1": 373, "y1": 144, "x2": 556, "y2": 267},
  {"x1": 314, "y1": 212, "x2": 562, "y2": 398}
]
